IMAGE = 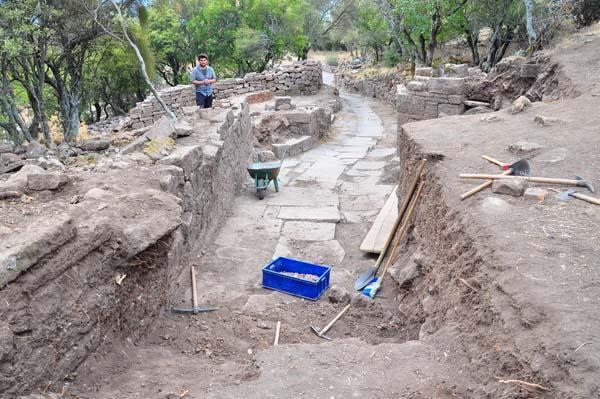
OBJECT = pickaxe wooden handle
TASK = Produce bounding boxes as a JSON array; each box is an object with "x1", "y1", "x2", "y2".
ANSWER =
[
  {"x1": 320, "y1": 304, "x2": 351, "y2": 336},
  {"x1": 570, "y1": 192, "x2": 600, "y2": 205},
  {"x1": 459, "y1": 174, "x2": 595, "y2": 192},
  {"x1": 460, "y1": 155, "x2": 512, "y2": 200}
]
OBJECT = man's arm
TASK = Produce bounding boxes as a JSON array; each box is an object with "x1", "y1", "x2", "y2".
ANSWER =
[{"x1": 206, "y1": 68, "x2": 217, "y2": 84}]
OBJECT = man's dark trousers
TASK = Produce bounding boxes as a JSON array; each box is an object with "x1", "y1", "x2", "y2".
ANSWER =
[{"x1": 196, "y1": 92, "x2": 213, "y2": 108}]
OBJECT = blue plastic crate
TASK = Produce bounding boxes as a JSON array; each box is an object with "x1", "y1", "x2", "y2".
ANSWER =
[{"x1": 262, "y1": 257, "x2": 331, "y2": 301}]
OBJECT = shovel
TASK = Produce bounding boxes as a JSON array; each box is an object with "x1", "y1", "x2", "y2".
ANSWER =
[
  {"x1": 460, "y1": 156, "x2": 531, "y2": 200},
  {"x1": 354, "y1": 159, "x2": 426, "y2": 290},
  {"x1": 172, "y1": 265, "x2": 218, "y2": 314},
  {"x1": 363, "y1": 180, "x2": 425, "y2": 298}
]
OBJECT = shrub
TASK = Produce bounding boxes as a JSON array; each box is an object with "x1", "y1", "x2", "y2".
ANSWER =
[
  {"x1": 571, "y1": 0, "x2": 600, "y2": 27},
  {"x1": 383, "y1": 48, "x2": 402, "y2": 67},
  {"x1": 324, "y1": 55, "x2": 339, "y2": 66}
]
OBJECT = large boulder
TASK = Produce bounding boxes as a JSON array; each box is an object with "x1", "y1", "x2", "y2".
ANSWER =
[{"x1": 78, "y1": 138, "x2": 111, "y2": 152}]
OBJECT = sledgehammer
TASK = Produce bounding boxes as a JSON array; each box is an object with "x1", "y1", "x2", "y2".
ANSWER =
[
  {"x1": 172, "y1": 265, "x2": 218, "y2": 314},
  {"x1": 310, "y1": 304, "x2": 351, "y2": 340}
]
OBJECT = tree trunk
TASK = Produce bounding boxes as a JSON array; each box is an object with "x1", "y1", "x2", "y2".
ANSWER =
[
  {"x1": 94, "y1": 102, "x2": 102, "y2": 122},
  {"x1": 418, "y1": 34, "x2": 428, "y2": 66},
  {"x1": 110, "y1": 0, "x2": 176, "y2": 121},
  {"x1": 426, "y1": 1, "x2": 442, "y2": 67},
  {"x1": 524, "y1": 0, "x2": 537, "y2": 45},
  {"x1": 465, "y1": 29, "x2": 480, "y2": 66}
]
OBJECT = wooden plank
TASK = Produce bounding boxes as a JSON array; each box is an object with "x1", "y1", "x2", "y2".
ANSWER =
[{"x1": 360, "y1": 186, "x2": 398, "y2": 253}]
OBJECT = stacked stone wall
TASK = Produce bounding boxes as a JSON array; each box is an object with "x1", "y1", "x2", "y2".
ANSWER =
[
  {"x1": 127, "y1": 61, "x2": 322, "y2": 130},
  {"x1": 397, "y1": 76, "x2": 467, "y2": 124},
  {"x1": 335, "y1": 69, "x2": 406, "y2": 106}
]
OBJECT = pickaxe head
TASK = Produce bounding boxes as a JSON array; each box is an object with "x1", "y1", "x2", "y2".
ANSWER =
[
  {"x1": 574, "y1": 176, "x2": 595, "y2": 193},
  {"x1": 172, "y1": 306, "x2": 218, "y2": 314},
  {"x1": 310, "y1": 325, "x2": 332, "y2": 341},
  {"x1": 554, "y1": 188, "x2": 576, "y2": 201}
]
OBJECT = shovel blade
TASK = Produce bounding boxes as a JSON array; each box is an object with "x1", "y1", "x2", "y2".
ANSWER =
[
  {"x1": 508, "y1": 159, "x2": 531, "y2": 177},
  {"x1": 354, "y1": 267, "x2": 377, "y2": 291}
]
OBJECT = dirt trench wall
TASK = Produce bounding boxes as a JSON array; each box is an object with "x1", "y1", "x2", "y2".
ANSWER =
[
  {"x1": 0, "y1": 101, "x2": 253, "y2": 397},
  {"x1": 126, "y1": 61, "x2": 322, "y2": 130}
]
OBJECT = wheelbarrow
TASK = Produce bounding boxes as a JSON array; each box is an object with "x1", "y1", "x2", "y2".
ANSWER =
[{"x1": 246, "y1": 151, "x2": 285, "y2": 200}]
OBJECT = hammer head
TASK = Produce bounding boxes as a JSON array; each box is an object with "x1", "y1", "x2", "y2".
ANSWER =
[{"x1": 310, "y1": 325, "x2": 331, "y2": 340}]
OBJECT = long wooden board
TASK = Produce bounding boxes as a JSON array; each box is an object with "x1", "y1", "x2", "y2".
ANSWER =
[{"x1": 359, "y1": 186, "x2": 398, "y2": 253}]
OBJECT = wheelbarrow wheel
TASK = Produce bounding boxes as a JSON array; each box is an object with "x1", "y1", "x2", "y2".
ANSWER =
[{"x1": 257, "y1": 178, "x2": 267, "y2": 200}]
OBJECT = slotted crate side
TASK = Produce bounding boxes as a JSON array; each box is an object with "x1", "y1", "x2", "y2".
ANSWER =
[{"x1": 262, "y1": 257, "x2": 330, "y2": 300}]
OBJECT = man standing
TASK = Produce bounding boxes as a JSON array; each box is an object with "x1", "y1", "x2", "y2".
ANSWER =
[{"x1": 191, "y1": 54, "x2": 217, "y2": 108}]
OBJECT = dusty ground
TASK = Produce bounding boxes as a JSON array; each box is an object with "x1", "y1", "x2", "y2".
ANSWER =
[{"x1": 19, "y1": 24, "x2": 600, "y2": 399}]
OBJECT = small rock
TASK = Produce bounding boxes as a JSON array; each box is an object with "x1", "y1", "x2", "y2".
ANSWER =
[
  {"x1": 256, "y1": 321, "x2": 271, "y2": 330},
  {"x1": 350, "y1": 293, "x2": 372, "y2": 308},
  {"x1": 257, "y1": 150, "x2": 276, "y2": 162},
  {"x1": 174, "y1": 120, "x2": 193, "y2": 137},
  {"x1": 145, "y1": 116, "x2": 176, "y2": 140},
  {"x1": 391, "y1": 260, "x2": 421, "y2": 287},
  {"x1": 520, "y1": 63, "x2": 542, "y2": 78},
  {"x1": 274, "y1": 97, "x2": 292, "y2": 111},
  {"x1": 492, "y1": 178, "x2": 527, "y2": 197},
  {"x1": 0, "y1": 143, "x2": 14, "y2": 154},
  {"x1": 27, "y1": 173, "x2": 68, "y2": 191},
  {"x1": 70, "y1": 195, "x2": 82, "y2": 204},
  {"x1": 524, "y1": 187, "x2": 548, "y2": 201},
  {"x1": 481, "y1": 197, "x2": 511, "y2": 215},
  {"x1": 78, "y1": 138, "x2": 111, "y2": 152},
  {"x1": 24, "y1": 141, "x2": 47, "y2": 158},
  {"x1": 533, "y1": 115, "x2": 564, "y2": 127},
  {"x1": 327, "y1": 285, "x2": 350, "y2": 304},
  {"x1": 83, "y1": 187, "x2": 112, "y2": 201},
  {"x1": 511, "y1": 95, "x2": 531, "y2": 114},
  {"x1": 508, "y1": 141, "x2": 543, "y2": 156},
  {"x1": 480, "y1": 114, "x2": 503, "y2": 123}
]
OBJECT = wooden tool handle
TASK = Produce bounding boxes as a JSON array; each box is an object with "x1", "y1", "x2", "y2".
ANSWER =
[
  {"x1": 380, "y1": 180, "x2": 425, "y2": 280},
  {"x1": 274, "y1": 321, "x2": 281, "y2": 346},
  {"x1": 460, "y1": 168, "x2": 513, "y2": 200},
  {"x1": 571, "y1": 192, "x2": 600, "y2": 205},
  {"x1": 481, "y1": 155, "x2": 504, "y2": 166},
  {"x1": 191, "y1": 265, "x2": 198, "y2": 309},
  {"x1": 460, "y1": 174, "x2": 586, "y2": 186},
  {"x1": 374, "y1": 159, "x2": 426, "y2": 269},
  {"x1": 321, "y1": 304, "x2": 351, "y2": 335}
]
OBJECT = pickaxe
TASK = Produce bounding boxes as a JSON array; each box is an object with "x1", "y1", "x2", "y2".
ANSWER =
[
  {"x1": 460, "y1": 156, "x2": 531, "y2": 200},
  {"x1": 459, "y1": 174, "x2": 595, "y2": 193},
  {"x1": 310, "y1": 304, "x2": 351, "y2": 340},
  {"x1": 552, "y1": 188, "x2": 600, "y2": 206},
  {"x1": 172, "y1": 265, "x2": 218, "y2": 314}
]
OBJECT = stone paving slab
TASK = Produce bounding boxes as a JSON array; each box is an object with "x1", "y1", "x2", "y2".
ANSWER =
[
  {"x1": 352, "y1": 161, "x2": 386, "y2": 171},
  {"x1": 272, "y1": 237, "x2": 345, "y2": 265},
  {"x1": 340, "y1": 195, "x2": 386, "y2": 211},
  {"x1": 297, "y1": 159, "x2": 346, "y2": 188},
  {"x1": 341, "y1": 210, "x2": 379, "y2": 224},
  {"x1": 277, "y1": 206, "x2": 341, "y2": 222},
  {"x1": 281, "y1": 221, "x2": 336, "y2": 241},
  {"x1": 340, "y1": 137, "x2": 376, "y2": 148},
  {"x1": 367, "y1": 148, "x2": 396, "y2": 158},
  {"x1": 267, "y1": 186, "x2": 338, "y2": 207}
]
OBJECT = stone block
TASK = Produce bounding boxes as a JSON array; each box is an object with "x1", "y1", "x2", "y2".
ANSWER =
[
  {"x1": 27, "y1": 173, "x2": 68, "y2": 191},
  {"x1": 158, "y1": 145, "x2": 203, "y2": 179},
  {"x1": 438, "y1": 103, "x2": 465, "y2": 116},
  {"x1": 427, "y1": 77, "x2": 465, "y2": 95},
  {"x1": 448, "y1": 95, "x2": 465, "y2": 105},
  {"x1": 524, "y1": 187, "x2": 548, "y2": 201},
  {"x1": 78, "y1": 138, "x2": 111, "y2": 152},
  {"x1": 492, "y1": 178, "x2": 527, "y2": 197},
  {"x1": 511, "y1": 95, "x2": 531, "y2": 114},
  {"x1": 520, "y1": 63, "x2": 542, "y2": 78},
  {"x1": 406, "y1": 81, "x2": 424, "y2": 91},
  {"x1": 444, "y1": 63, "x2": 469, "y2": 77},
  {"x1": 415, "y1": 67, "x2": 434, "y2": 77}
]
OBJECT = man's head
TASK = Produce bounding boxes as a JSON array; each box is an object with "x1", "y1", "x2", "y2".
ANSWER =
[{"x1": 197, "y1": 54, "x2": 208, "y2": 68}]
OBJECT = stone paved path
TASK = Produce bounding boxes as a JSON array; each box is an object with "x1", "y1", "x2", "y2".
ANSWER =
[{"x1": 198, "y1": 91, "x2": 398, "y2": 306}]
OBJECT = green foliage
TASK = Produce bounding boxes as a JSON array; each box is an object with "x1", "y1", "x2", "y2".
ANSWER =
[
  {"x1": 571, "y1": 0, "x2": 600, "y2": 27},
  {"x1": 383, "y1": 48, "x2": 402, "y2": 67},
  {"x1": 324, "y1": 54, "x2": 339, "y2": 66}
]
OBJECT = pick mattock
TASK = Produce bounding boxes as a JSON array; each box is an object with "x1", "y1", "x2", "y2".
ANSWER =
[
  {"x1": 460, "y1": 156, "x2": 530, "y2": 200},
  {"x1": 310, "y1": 304, "x2": 351, "y2": 341},
  {"x1": 459, "y1": 174, "x2": 595, "y2": 193},
  {"x1": 172, "y1": 264, "x2": 218, "y2": 314},
  {"x1": 551, "y1": 188, "x2": 600, "y2": 206}
]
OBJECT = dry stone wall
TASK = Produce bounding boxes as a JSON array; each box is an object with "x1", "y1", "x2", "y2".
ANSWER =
[
  {"x1": 127, "y1": 61, "x2": 322, "y2": 130},
  {"x1": 335, "y1": 69, "x2": 407, "y2": 106},
  {"x1": 0, "y1": 100, "x2": 254, "y2": 396}
]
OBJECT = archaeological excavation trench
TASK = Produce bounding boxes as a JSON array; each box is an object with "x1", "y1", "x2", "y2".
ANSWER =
[{"x1": 2, "y1": 31, "x2": 600, "y2": 398}]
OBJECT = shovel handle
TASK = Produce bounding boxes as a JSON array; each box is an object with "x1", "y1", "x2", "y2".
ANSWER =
[
  {"x1": 571, "y1": 192, "x2": 600, "y2": 205},
  {"x1": 481, "y1": 155, "x2": 504, "y2": 167},
  {"x1": 374, "y1": 159, "x2": 426, "y2": 269},
  {"x1": 460, "y1": 174, "x2": 585, "y2": 186},
  {"x1": 320, "y1": 304, "x2": 351, "y2": 335},
  {"x1": 191, "y1": 265, "x2": 198, "y2": 310},
  {"x1": 460, "y1": 168, "x2": 513, "y2": 200}
]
